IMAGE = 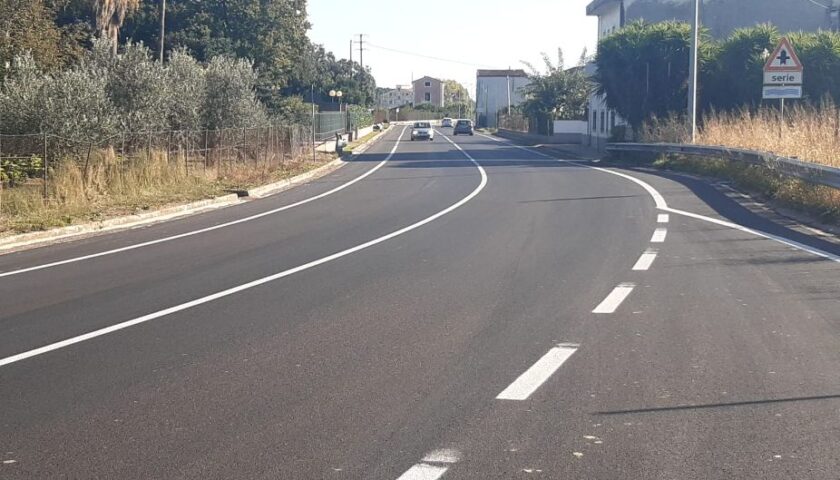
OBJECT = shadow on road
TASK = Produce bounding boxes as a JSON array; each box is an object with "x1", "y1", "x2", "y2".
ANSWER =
[{"x1": 593, "y1": 393, "x2": 840, "y2": 415}]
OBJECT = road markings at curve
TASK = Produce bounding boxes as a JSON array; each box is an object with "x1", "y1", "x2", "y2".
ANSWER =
[
  {"x1": 657, "y1": 214, "x2": 670, "y2": 223},
  {"x1": 632, "y1": 249, "x2": 658, "y2": 271},
  {"x1": 651, "y1": 228, "x2": 668, "y2": 243},
  {"x1": 496, "y1": 343, "x2": 580, "y2": 401},
  {"x1": 592, "y1": 283, "x2": 636, "y2": 314},
  {"x1": 0, "y1": 127, "x2": 409, "y2": 279},
  {"x1": 396, "y1": 449, "x2": 461, "y2": 480},
  {"x1": 0, "y1": 130, "x2": 489, "y2": 369},
  {"x1": 476, "y1": 133, "x2": 840, "y2": 263}
]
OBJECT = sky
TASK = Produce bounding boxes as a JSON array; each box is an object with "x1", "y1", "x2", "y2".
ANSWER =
[{"x1": 308, "y1": 0, "x2": 599, "y2": 99}]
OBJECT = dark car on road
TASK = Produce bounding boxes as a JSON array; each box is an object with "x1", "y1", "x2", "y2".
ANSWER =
[{"x1": 453, "y1": 119, "x2": 474, "y2": 136}]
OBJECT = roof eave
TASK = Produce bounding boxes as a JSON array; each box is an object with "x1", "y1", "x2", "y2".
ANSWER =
[{"x1": 586, "y1": 0, "x2": 620, "y2": 16}]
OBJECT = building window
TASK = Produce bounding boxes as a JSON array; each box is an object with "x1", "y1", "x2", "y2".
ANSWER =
[
  {"x1": 424, "y1": 81, "x2": 431, "y2": 87},
  {"x1": 600, "y1": 111, "x2": 606, "y2": 133},
  {"x1": 611, "y1": 111, "x2": 617, "y2": 130},
  {"x1": 424, "y1": 92, "x2": 431, "y2": 102},
  {"x1": 592, "y1": 110, "x2": 597, "y2": 133}
]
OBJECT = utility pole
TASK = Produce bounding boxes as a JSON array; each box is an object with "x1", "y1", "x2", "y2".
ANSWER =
[
  {"x1": 350, "y1": 39, "x2": 353, "y2": 65},
  {"x1": 831, "y1": 0, "x2": 840, "y2": 32},
  {"x1": 687, "y1": 0, "x2": 700, "y2": 143},
  {"x1": 358, "y1": 34, "x2": 365, "y2": 71},
  {"x1": 159, "y1": 0, "x2": 166, "y2": 62}
]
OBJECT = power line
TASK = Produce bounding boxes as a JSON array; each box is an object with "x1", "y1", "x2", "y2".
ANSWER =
[
  {"x1": 805, "y1": 0, "x2": 830, "y2": 9},
  {"x1": 365, "y1": 42, "x2": 494, "y2": 69}
]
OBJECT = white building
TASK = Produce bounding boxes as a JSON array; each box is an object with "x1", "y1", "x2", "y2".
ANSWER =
[
  {"x1": 586, "y1": 0, "x2": 626, "y2": 150},
  {"x1": 377, "y1": 85, "x2": 414, "y2": 110},
  {"x1": 475, "y1": 69, "x2": 530, "y2": 129}
]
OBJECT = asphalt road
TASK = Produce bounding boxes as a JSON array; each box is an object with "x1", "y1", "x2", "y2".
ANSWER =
[{"x1": 1, "y1": 126, "x2": 839, "y2": 479}]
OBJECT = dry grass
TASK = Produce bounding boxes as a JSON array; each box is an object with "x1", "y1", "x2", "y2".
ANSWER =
[
  {"x1": 639, "y1": 104, "x2": 840, "y2": 222},
  {"x1": 1, "y1": 149, "x2": 333, "y2": 235}
]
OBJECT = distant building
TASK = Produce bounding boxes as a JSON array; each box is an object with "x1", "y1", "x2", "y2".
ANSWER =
[
  {"x1": 584, "y1": 0, "x2": 831, "y2": 149},
  {"x1": 377, "y1": 85, "x2": 414, "y2": 110},
  {"x1": 475, "y1": 69, "x2": 530, "y2": 129},
  {"x1": 412, "y1": 76, "x2": 445, "y2": 107}
]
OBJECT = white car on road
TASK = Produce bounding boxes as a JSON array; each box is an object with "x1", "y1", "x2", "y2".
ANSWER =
[{"x1": 411, "y1": 122, "x2": 434, "y2": 141}]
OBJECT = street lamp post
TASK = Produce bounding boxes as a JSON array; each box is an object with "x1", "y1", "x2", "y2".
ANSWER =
[{"x1": 688, "y1": 0, "x2": 700, "y2": 143}]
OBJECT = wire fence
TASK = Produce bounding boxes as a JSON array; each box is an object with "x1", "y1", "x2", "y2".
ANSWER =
[
  {"x1": 498, "y1": 114, "x2": 530, "y2": 133},
  {"x1": 314, "y1": 111, "x2": 347, "y2": 142},
  {"x1": 0, "y1": 124, "x2": 315, "y2": 199}
]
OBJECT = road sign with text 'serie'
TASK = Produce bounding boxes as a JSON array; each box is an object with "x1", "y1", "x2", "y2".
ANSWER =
[{"x1": 763, "y1": 38, "x2": 802, "y2": 99}]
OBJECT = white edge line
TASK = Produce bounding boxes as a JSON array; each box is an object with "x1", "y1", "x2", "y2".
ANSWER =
[
  {"x1": 0, "y1": 127, "x2": 409, "y2": 279},
  {"x1": 477, "y1": 133, "x2": 839, "y2": 263},
  {"x1": 592, "y1": 283, "x2": 636, "y2": 314},
  {"x1": 496, "y1": 344, "x2": 579, "y2": 401},
  {"x1": 664, "y1": 207, "x2": 840, "y2": 263},
  {"x1": 395, "y1": 463, "x2": 448, "y2": 480},
  {"x1": 0, "y1": 130, "x2": 488, "y2": 369},
  {"x1": 632, "y1": 249, "x2": 658, "y2": 271}
]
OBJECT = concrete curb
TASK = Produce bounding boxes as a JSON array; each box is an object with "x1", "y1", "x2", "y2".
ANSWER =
[
  {"x1": 0, "y1": 194, "x2": 241, "y2": 253},
  {"x1": 246, "y1": 158, "x2": 346, "y2": 199}
]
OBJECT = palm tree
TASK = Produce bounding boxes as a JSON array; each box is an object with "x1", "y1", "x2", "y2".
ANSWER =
[{"x1": 93, "y1": 0, "x2": 140, "y2": 54}]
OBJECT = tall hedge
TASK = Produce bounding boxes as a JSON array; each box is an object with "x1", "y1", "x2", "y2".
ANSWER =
[{"x1": 595, "y1": 22, "x2": 840, "y2": 133}]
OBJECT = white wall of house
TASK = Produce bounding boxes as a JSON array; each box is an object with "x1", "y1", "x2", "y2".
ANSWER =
[
  {"x1": 475, "y1": 74, "x2": 530, "y2": 129},
  {"x1": 377, "y1": 86, "x2": 414, "y2": 110},
  {"x1": 554, "y1": 120, "x2": 588, "y2": 135}
]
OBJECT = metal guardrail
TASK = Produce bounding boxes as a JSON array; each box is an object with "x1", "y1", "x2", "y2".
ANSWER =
[{"x1": 606, "y1": 143, "x2": 840, "y2": 190}]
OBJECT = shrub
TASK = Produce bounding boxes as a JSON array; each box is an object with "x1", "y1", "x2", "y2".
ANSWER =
[{"x1": 204, "y1": 56, "x2": 267, "y2": 130}]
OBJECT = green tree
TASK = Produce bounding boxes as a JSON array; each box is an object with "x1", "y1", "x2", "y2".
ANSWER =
[
  {"x1": 594, "y1": 21, "x2": 700, "y2": 133},
  {"x1": 702, "y1": 24, "x2": 779, "y2": 111},
  {"x1": 520, "y1": 48, "x2": 591, "y2": 133},
  {"x1": 0, "y1": 0, "x2": 64, "y2": 75},
  {"x1": 789, "y1": 31, "x2": 840, "y2": 103},
  {"x1": 443, "y1": 79, "x2": 474, "y2": 117}
]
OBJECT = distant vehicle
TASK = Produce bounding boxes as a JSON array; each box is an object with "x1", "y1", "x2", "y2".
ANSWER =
[
  {"x1": 372, "y1": 123, "x2": 383, "y2": 131},
  {"x1": 441, "y1": 118, "x2": 453, "y2": 128},
  {"x1": 411, "y1": 122, "x2": 434, "y2": 141},
  {"x1": 453, "y1": 119, "x2": 474, "y2": 136}
]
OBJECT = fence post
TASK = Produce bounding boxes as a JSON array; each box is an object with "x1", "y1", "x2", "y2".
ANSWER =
[
  {"x1": 43, "y1": 133, "x2": 48, "y2": 199},
  {"x1": 203, "y1": 129, "x2": 209, "y2": 174}
]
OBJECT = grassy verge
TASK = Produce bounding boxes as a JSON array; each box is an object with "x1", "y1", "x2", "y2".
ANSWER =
[
  {"x1": 636, "y1": 104, "x2": 840, "y2": 224},
  {"x1": 344, "y1": 126, "x2": 387, "y2": 153},
  {"x1": 1, "y1": 150, "x2": 334, "y2": 235}
]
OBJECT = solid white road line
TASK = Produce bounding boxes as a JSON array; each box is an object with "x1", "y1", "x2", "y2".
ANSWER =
[
  {"x1": 0, "y1": 132, "x2": 488, "y2": 369},
  {"x1": 632, "y1": 249, "x2": 658, "y2": 271},
  {"x1": 0, "y1": 127, "x2": 408, "y2": 279},
  {"x1": 651, "y1": 228, "x2": 668, "y2": 243},
  {"x1": 592, "y1": 283, "x2": 636, "y2": 314},
  {"x1": 664, "y1": 206, "x2": 840, "y2": 263},
  {"x1": 478, "y1": 133, "x2": 840, "y2": 263},
  {"x1": 657, "y1": 213, "x2": 670, "y2": 223},
  {"x1": 396, "y1": 463, "x2": 449, "y2": 480},
  {"x1": 496, "y1": 344, "x2": 579, "y2": 401}
]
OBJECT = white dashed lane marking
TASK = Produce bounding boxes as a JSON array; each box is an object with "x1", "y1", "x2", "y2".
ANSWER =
[
  {"x1": 651, "y1": 228, "x2": 668, "y2": 243},
  {"x1": 632, "y1": 249, "x2": 658, "y2": 271},
  {"x1": 593, "y1": 283, "x2": 636, "y2": 314},
  {"x1": 496, "y1": 344, "x2": 579, "y2": 401}
]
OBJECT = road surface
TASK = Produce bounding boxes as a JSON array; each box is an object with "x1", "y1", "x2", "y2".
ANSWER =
[{"x1": 1, "y1": 126, "x2": 839, "y2": 479}]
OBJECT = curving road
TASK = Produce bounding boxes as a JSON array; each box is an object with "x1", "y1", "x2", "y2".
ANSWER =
[{"x1": 1, "y1": 126, "x2": 839, "y2": 479}]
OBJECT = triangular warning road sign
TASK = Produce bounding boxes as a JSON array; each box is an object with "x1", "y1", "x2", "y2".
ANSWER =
[{"x1": 764, "y1": 38, "x2": 803, "y2": 72}]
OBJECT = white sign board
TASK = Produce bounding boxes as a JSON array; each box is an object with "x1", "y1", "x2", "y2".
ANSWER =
[
  {"x1": 763, "y1": 38, "x2": 803, "y2": 100},
  {"x1": 763, "y1": 85, "x2": 803, "y2": 100},
  {"x1": 764, "y1": 71, "x2": 803, "y2": 85}
]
